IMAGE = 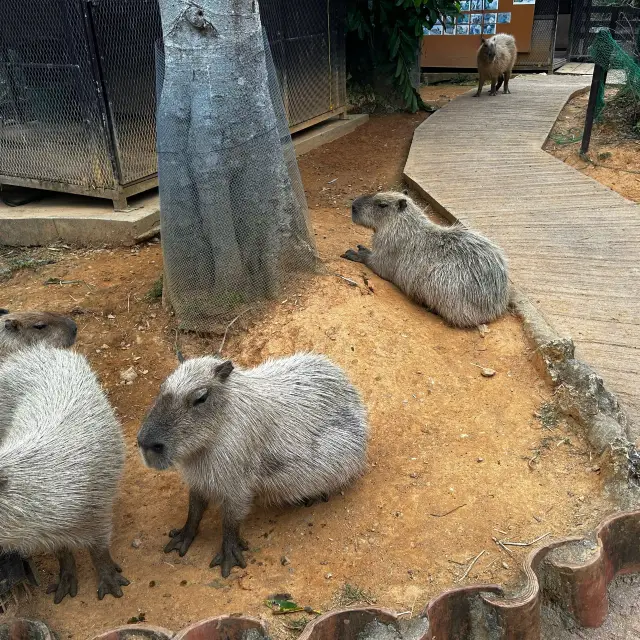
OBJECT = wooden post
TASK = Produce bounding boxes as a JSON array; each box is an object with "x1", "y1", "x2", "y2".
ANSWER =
[{"x1": 580, "y1": 62, "x2": 604, "y2": 155}]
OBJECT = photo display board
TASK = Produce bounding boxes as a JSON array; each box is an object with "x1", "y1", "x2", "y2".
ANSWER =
[{"x1": 420, "y1": 0, "x2": 535, "y2": 68}]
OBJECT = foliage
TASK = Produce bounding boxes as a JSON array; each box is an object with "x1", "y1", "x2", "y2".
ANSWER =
[{"x1": 346, "y1": 0, "x2": 460, "y2": 112}]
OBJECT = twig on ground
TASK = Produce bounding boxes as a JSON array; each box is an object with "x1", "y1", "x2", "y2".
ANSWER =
[
  {"x1": 43, "y1": 278, "x2": 85, "y2": 286},
  {"x1": 410, "y1": 594, "x2": 418, "y2": 618},
  {"x1": 501, "y1": 532, "x2": 551, "y2": 547},
  {"x1": 335, "y1": 273, "x2": 359, "y2": 287},
  {"x1": 493, "y1": 536, "x2": 513, "y2": 556},
  {"x1": 127, "y1": 291, "x2": 131, "y2": 313},
  {"x1": 174, "y1": 329, "x2": 184, "y2": 364},
  {"x1": 217, "y1": 307, "x2": 253, "y2": 355},
  {"x1": 456, "y1": 550, "x2": 485, "y2": 583},
  {"x1": 430, "y1": 503, "x2": 467, "y2": 518}
]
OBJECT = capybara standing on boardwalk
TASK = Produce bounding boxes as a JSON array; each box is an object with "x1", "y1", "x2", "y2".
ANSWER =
[
  {"x1": 0, "y1": 345, "x2": 128, "y2": 603},
  {"x1": 475, "y1": 34, "x2": 517, "y2": 96},
  {"x1": 137, "y1": 353, "x2": 368, "y2": 577},
  {"x1": 342, "y1": 192, "x2": 509, "y2": 328}
]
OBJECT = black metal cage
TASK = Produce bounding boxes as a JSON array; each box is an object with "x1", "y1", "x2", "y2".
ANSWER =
[
  {"x1": 514, "y1": 0, "x2": 563, "y2": 71},
  {"x1": 0, "y1": 0, "x2": 347, "y2": 209}
]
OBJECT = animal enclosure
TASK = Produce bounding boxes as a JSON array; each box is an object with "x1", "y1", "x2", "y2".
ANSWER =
[{"x1": 0, "y1": 0, "x2": 346, "y2": 209}]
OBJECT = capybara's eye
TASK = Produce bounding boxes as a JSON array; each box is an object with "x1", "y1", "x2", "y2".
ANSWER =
[{"x1": 378, "y1": 202, "x2": 388, "y2": 208}]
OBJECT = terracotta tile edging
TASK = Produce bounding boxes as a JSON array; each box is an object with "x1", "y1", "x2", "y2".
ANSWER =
[
  {"x1": 91, "y1": 624, "x2": 174, "y2": 640},
  {"x1": 5, "y1": 512, "x2": 640, "y2": 640}
]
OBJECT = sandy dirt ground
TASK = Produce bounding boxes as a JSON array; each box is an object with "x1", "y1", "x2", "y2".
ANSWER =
[
  {"x1": 1, "y1": 91, "x2": 615, "y2": 638},
  {"x1": 545, "y1": 88, "x2": 640, "y2": 203}
]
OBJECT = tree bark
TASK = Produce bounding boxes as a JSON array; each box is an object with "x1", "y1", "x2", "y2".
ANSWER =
[{"x1": 156, "y1": 0, "x2": 317, "y2": 329}]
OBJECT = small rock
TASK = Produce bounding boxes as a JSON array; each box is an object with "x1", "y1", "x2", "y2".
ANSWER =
[
  {"x1": 409, "y1": 472, "x2": 418, "y2": 478},
  {"x1": 100, "y1": 344, "x2": 110, "y2": 350},
  {"x1": 502, "y1": 562, "x2": 509, "y2": 569},
  {"x1": 131, "y1": 538, "x2": 142, "y2": 549},
  {"x1": 280, "y1": 555, "x2": 290, "y2": 566},
  {"x1": 107, "y1": 314, "x2": 116, "y2": 319},
  {"x1": 325, "y1": 573, "x2": 333, "y2": 579},
  {"x1": 120, "y1": 367, "x2": 137, "y2": 383},
  {"x1": 481, "y1": 368, "x2": 496, "y2": 378},
  {"x1": 478, "y1": 324, "x2": 490, "y2": 338},
  {"x1": 477, "y1": 457, "x2": 484, "y2": 463}
]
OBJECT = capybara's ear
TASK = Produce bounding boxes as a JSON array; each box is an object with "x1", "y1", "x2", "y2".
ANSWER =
[
  {"x1": 4, "y1": 318, "x2": 20, "y2": 331},
  {"x1": 403, "y1": 189, "x2": 409, "y2": 195},
  {"x1": 214, "y1": 360, "x2": 234, "y2": 381},
  {"x1": 398, "y1": 197, "x2": 408, "y2": 210}
]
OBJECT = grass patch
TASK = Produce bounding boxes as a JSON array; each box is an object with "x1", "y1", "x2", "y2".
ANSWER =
[
  {"x1": 338, "y1": 583, "x2": 375, "y2": 606},
  {"x1": 0, "y1": 257, "x2": 56, "y2": 282},
  {"x1": 147, "y1": 276, "x2": 163, "y2": 300}
]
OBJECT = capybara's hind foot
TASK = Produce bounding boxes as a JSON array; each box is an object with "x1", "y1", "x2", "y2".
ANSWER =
[
  {"x1": 303, "y1": 492, "x2": 330, "y2": 507},
  {"x1": 47, "y1": 548, "x2": 77, "y2": 604},
  {"x1": 504, "y1": 88, "x2": 511, "y2": 94},
  {"x1": 47, "y1": 570, "x2": 78, "y2": 604},
  {"x1": 90, "y1": 546, "x2": 129, "y2": 600}
]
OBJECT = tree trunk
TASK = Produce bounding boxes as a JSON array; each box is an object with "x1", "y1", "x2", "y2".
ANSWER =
[{"x1": 156, "y1": 0, "x2": 317, "y2": 329}]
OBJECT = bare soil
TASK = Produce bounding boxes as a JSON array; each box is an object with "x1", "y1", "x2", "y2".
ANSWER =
[
  {"x1": 545, "y1": 88, "x2": 640, "y2": 203},
  {"x1": 2, "y1": 93, "x2": 614, "y2": 638}
]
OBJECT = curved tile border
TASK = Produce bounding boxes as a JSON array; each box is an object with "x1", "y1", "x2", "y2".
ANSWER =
[
  {"x1": 0, "y1": 619, "x2": 54, "y2": 640},
  {"x1": 297, "y1": 607, "x2": 398, "y2": 640},
  {"x1": 7, "y1": 511, "x2": 640, "y2": 640},
  {"x1": 173, "y1": 615, "x2": 267, "y2": 640},
  {"x1": 92, "y1": 625, "x2": 174, "y2": 640}
]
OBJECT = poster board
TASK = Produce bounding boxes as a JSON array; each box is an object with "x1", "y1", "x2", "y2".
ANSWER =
[{"x1": 420, "y1": 0, "x2": 536, "y2": 68}]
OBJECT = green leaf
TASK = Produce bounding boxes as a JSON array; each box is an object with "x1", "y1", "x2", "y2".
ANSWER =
[{"x1": 395, "y1": 55, "x2": 404, "y2": 77}]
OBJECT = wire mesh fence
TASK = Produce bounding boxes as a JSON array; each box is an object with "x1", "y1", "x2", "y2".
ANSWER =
[
  {"x1": 581, "y1": 28, "x2": 640, "y2": 152},
  {"x1": 156, "y1": 3, "x2": 318, "y2": 330},
  {"x1": 514, "y1": 0, "x2": 561, "y2": 71},
  {"x1": 0, "y1": 0, "x2": 346, "y2": 208},
  {"x1": 0, "y1": 0, "x2": 116, "y2": 191},
  {"x1": 568, "y1": 0, "x2": 640, "y2": 61}
]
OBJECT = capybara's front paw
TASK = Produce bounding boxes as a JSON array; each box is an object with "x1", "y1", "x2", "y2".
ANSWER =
[
  {"x1": 210, "y1": 537, "x2": 249, "y2": 578},
  {"x1": 341, "y1": 249, "x2": 361, "y2": 262},
  {"x1": 164, "y1": 526, "x2": 196, "y2": 557},
  {"x1": 96, "y1": 564, "x2": 129, "y2": 600}
]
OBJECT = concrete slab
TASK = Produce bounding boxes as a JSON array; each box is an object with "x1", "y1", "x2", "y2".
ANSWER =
[
  {"x1": 292, "y1": 114, "x2": 369, "y2": 156},
  {"x1": 556, "y1": 61, "x2": 626, "y2": 84},
  {"x1": 0, "y1": 114, "x2": 368, "y2": 248},
  {"x1": 0, "y1": 190, "x2": 160, "y2": 247}
]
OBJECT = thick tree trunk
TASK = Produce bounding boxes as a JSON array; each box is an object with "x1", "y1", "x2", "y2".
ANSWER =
[{"x1": 157, "y1": 0, "x2": 317, "y2": 329}]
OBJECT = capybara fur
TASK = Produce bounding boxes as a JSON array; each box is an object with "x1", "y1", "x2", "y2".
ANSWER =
[
  {"x1": 0, "y1": 309, "x2": 77, "y2": 359},
  {"x1": 342, "y1": 192, "x2": 509, "y2": 327},
  {"x1": 475, "y1": 34, "x2": 517, "y2": 96},
  {"x1": 137, "y1": 353, "x2": 368, "y2": 577},
  {"x1": 0, "y1": 345, "x2": 128, "y2": 603}
]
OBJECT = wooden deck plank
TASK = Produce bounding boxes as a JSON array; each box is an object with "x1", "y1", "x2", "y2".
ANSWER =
[{"x1": 404, "y1": 74, "x2": 640, "y2": 429}]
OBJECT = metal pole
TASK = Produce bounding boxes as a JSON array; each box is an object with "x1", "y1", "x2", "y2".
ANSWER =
[{"x1": 580, "y1": 62, "x2": 604, "y2": 155}]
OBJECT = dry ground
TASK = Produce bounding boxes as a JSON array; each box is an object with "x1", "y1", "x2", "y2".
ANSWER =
[
  {"x1": 1, "y1": 87, "x2": 615, "y2": 638},
  {"x1": 545, "y1": 88, "x2": 640, "y2": 203}
]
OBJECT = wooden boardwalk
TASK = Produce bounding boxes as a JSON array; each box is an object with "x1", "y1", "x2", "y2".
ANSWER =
[{"x1": 404, "y1": 75, "x2": 640, "y2": 431}]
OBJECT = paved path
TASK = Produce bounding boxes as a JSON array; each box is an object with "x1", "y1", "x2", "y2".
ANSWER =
[{"x1": 404, "y1": 75, "x2": 640, "y2": 430}]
